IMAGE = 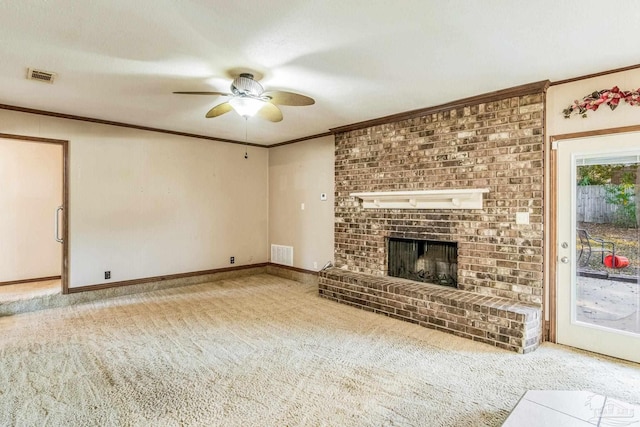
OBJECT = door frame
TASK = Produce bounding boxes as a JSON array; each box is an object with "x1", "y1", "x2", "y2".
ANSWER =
[
  {"x1": 549, "y1": 124, "x2": 640, "y2": 343},
  {"x1": 0, "y1": 132, "x2": 70, "y2": 294}
]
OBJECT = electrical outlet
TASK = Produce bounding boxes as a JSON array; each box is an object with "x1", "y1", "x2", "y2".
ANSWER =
[
  {"x1": 105, "y1": 271, "x2": 111, "y2": 280},
  {"x1": 230, "y1": 256, "x2": 235, "y2": 264}
]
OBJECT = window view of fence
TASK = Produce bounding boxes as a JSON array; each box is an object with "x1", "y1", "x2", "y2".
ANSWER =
[
  {"x1": 577, "y1": 185, "x2": 636, "y2": 225},
  {"x1": 576, "y1": 162, "x2": 639, "y2": 278}
]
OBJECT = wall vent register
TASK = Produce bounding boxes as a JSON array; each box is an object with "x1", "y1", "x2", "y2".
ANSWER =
[
  {"x1": 271, "y1": 244, "x2": 294, "y2": 266},
  {"x1": 27, "y1": 68, "x2": 56, "y2": 84}
]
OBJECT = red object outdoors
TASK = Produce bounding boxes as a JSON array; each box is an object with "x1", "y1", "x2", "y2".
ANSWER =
[{"x1": 604, "y1": 254, "x2": 629, "y2": 269}]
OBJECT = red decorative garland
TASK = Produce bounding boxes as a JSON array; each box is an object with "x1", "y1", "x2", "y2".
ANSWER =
[{"x1": 563, "y1": 86, "x2": 640, "y2": 118}]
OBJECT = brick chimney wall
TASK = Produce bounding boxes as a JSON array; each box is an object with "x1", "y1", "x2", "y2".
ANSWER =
[{"x1": 334, "y1": 93, "x2": 545, "y2": 305}]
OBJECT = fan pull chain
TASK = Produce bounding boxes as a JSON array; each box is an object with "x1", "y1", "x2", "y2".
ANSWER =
[{"x1": 244, "y1": 117, "x2": 248, "y2": 159}]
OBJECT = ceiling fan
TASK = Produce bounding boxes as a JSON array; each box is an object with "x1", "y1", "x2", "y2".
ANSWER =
[{"x1": 173, "y1": 72, "x2": 315, "y2": 122}]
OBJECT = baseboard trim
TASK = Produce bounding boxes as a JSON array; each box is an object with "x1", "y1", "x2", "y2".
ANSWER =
[
  {"x1": 267, "y1": 263, "x2": 318, "y2": 275},
  {"x1": 67, "y1": 263, "x2": 269, "y2": 294},
  {"x1": 0, "y1": 276, "x2": 61, "y2": 287},
  {"x1": 543, "y1": 320, "x2": 551, "y2": 342},
  {"x1": 66, "y1": 262, "x2": 321, "y2": 295},
  {"x1": 266, "y1": 263, "x2": 320, "y2": 286}
]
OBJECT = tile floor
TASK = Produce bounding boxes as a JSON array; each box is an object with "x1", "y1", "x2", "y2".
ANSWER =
[{"x1": 503, "y1": 390, "x2": 640, "y2": 426}]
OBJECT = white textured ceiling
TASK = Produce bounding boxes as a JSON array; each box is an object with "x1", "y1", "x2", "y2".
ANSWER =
[{"x1": 0, "y1": 1, "x2": 638, "y2": 145}]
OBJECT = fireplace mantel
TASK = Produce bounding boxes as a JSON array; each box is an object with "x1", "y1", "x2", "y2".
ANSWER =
[{"x1": 350, "y1": 189, "x2": 489, "y2": 210}]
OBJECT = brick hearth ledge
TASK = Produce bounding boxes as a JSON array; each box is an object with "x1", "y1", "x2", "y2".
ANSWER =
[{"x1": 319, "y1": 268, "x2": 541, "y2": 353}]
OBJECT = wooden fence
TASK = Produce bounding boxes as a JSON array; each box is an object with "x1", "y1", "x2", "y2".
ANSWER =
[{"x1": 576, "y1": 185, "x2": 634, "y2": 223}]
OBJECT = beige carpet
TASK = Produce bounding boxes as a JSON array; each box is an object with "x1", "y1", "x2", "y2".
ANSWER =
[{"x1": 0, "y1": 274, "x2": 639, "y2": 427}]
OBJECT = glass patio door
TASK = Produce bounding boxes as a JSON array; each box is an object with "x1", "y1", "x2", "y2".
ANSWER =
[{"x1": 556, "y1": 132, "x2": 640, "y2": 363}]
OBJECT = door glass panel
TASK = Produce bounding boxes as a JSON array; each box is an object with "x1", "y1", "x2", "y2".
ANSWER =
[{"x1": 575, "y1": 156, "x2": 640, "y2": 335}]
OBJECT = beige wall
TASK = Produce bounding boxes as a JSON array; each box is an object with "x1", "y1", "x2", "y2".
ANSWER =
[
  {"x1": 0, "y1": 109, "x2": 269, "y2": 288},
  {"x1": 0, "y1": 137, "x2": 62, "y2": 281},
  {"x1": 545, "y1": 67, "x2": 640, "y2": 319},
  {"x1": 269, "y1": 136, "x2": 335, "y2": 271}
]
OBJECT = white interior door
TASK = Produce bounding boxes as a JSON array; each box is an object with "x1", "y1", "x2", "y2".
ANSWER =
[{"x1": 556, "y1": 132, "x2": 640, "y2": 363}]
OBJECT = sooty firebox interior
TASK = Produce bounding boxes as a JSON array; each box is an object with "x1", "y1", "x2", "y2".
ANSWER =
[{"x1": 387, "y1": 238, "x2": 458, "y2": 287}]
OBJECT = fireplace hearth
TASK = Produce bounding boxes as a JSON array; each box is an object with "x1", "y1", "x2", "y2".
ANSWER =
[{"x1": 387, "y1": 238, "x2": 458, "y2": 287}]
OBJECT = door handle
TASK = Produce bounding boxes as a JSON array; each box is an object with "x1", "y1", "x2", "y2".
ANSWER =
[
  {"x1": 55, "y1": 206, "x2": 64, "y2": 243},
  {"x1": 560, "y1": 256, "x2": 569, "y2": 264}
]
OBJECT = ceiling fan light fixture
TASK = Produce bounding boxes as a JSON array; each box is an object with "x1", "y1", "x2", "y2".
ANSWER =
[
  {"x1": 231, "y1": 73, "x2": 264, "y2": 96},
  {"x1": 175, "y1": 70, "x2": 314, "y2": 121},
  {"x1": 228, "y1": 96, "x2": 266, "y2": 118}
]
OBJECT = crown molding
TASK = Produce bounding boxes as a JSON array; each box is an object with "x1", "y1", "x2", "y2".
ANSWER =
[
  {"x1": 0, "y1": 103, "x2": 265, "y2": 147},
  {"x1": 1, "y1": 79, "x2": 552, "y2": 148},
  {"x1": 267, "y1": 132, "x2": 333, "y2": 148},
  {"x1": 330, "y1": 80, "x2": 550, "y2": 135},
  {"x1": 550, "y1": 63, "x2": 640, "y2": 86}
]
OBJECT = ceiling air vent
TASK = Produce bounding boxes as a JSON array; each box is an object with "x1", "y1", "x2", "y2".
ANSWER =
[{"x1": 27, "y1": 68, "x2": 56, "y2": 84}]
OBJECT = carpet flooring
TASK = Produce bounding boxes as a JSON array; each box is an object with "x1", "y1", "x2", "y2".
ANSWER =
[{"x1": 0, "y1": 274, "x2": 639, "y2": 426}]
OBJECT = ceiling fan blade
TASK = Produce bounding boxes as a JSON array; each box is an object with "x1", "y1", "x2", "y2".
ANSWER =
[
  {"x1": 173, "y1": 91, "x2": 231, "y2": 96},
  {"x1": 257, "y1": 103, "x2": 283, "y2": 122},
  {"x1": 263, "y1": 91, "x2": 315, "y2": 106},
  {"x1": 205, "y1": 102, "x2": 233, "y2": 118}
]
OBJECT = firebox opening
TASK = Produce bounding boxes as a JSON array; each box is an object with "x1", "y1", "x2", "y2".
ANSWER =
[{"x1": 387, "y1": 238, "x2": 458, "y2": 287}]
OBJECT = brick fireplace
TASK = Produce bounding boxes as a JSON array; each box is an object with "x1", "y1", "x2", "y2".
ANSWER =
[{"x1": 319, "y1": 82, "x2": 548, "y2": 353}]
